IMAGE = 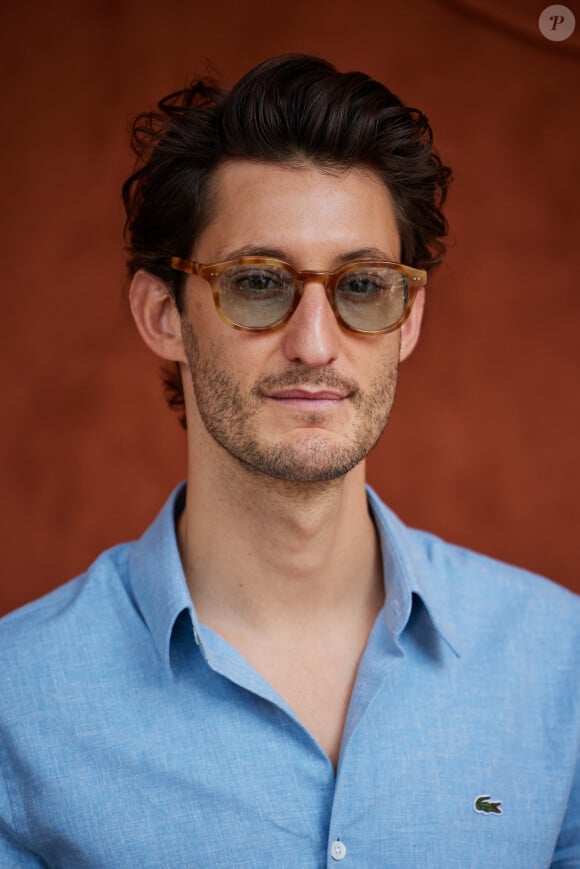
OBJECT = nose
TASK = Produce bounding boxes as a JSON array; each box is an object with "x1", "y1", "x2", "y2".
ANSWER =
[{"x1": 280, "y1": 278, "x2": 340, "y2": 367}]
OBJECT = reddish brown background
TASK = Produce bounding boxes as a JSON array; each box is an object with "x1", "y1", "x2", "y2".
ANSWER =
[{"x1": 1, "y1": 0, "x2": 579, "y2": 615}]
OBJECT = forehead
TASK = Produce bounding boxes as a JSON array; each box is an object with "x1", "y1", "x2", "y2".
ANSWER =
[{"x1": 195, "y1": 160, "x2": 401, "y2": 265}]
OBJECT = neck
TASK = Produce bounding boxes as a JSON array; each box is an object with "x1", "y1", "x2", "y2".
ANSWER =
[{"x1": 177, "y1": 446, "x2": 384, "y2": 640}]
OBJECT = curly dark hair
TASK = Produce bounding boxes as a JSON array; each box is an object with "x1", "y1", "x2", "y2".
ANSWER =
[{"x1": 122, "y1": 54, "x2": 452, "y2": 427}]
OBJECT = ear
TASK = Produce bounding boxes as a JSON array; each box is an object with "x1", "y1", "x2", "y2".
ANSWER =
[
  {"x1": 129, "y1": 270, "x2": 186, "y2": 362},
  {"x1": 399, "y1": 288, "x2": 425, "y2": 362}
]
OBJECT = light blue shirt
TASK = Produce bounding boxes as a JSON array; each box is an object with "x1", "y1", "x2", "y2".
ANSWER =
[{"x1": 1, "y1": 484, "x2": 579, "y2": 868}]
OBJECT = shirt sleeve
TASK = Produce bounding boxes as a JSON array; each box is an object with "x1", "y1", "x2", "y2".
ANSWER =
[
  {"x1": 0, "y1": 832, "x2": 46, "y2": 868},
  {"x1": 551, "y1": 748, "x2": 580, "y2": 867},
  {"x1": 0, "y1": 752, "x2": 46, "y2": 868}
]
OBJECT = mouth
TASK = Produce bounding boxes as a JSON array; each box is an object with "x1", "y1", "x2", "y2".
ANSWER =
[{"x1": 265, "y1": 388, "x2": 348, "y2": 411}]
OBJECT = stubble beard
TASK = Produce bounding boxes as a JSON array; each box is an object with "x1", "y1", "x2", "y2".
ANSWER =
[{"x1": 181, "y1": 321, "x2": 399, "y2": 484}]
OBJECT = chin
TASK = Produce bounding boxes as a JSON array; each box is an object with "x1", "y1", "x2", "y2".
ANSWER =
[{"x1": 235, "y1": 436, "x2": 369, "y2": 483}]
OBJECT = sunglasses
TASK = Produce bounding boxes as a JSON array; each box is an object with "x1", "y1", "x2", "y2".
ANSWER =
[{"x1": 169, "y1": 255, "x2": 426, "y2": 334}]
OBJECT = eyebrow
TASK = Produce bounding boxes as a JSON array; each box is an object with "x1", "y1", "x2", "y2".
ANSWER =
[{"x1": 210, "y1": 245, "x2": 400, "y2": 265}]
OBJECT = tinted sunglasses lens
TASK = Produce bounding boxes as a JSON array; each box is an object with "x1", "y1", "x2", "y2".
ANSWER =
[
  {"x1": 336, "y1": 267, "x2": 409, "y2": 332},
  {"x1": 219, "y1": 265, "x2": 295, "y2": 328}
]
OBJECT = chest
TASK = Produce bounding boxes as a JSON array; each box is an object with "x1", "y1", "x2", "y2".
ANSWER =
[
  {"x1": 228, "y1": 630, "x2": 372, "y2": 770},
  {"x1": 258, "y1": 648, "x2": 362, "y2": 769},
  {"x1": 17, "y1": 656, "x2": 568, "y2": 869}
]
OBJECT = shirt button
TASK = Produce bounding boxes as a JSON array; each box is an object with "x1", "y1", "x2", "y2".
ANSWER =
[{"x1": 330, "y1": 840, "x2": 347, "y2": 860}]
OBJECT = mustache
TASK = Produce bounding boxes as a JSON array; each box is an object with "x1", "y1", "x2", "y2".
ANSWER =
[{"x1": 253, "y1": 366, "x2": 359, "y2": 396}]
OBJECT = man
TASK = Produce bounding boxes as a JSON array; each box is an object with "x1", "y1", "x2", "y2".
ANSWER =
[{"x1": 0, "y1": 55, "x2": 578, "y2": 867}]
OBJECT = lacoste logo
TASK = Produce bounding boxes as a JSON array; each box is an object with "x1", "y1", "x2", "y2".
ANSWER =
[{"x1": 474, "y1": 795, "x2": 503, "y2": 815}]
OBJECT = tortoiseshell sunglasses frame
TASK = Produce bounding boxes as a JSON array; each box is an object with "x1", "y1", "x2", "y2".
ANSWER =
[{"x1": 169, "y1": 255, "x2": 427, "y2": 335}]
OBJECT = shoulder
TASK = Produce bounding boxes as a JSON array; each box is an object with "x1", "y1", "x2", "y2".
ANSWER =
[
  {"x1": 368, "y1": 488, "x2": 580, "y2": 659},
  {"x1": 412, "y1": 529, "x2": 580, "y2": 687},
  {"x1": 0, "y1": 543, "x2": 134, "y2": 688},
  {"x1": 412, "y1": 523, "x2": 580, "y2": 618}
]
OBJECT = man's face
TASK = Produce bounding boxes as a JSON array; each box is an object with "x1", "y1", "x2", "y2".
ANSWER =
[{"x1": 178, "y1": 160, "x2": 422, "y2": 483}]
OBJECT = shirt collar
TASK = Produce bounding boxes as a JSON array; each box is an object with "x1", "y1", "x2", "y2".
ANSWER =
[
  {"x1": 366, "y1": 486, "x2": 461, "y2": 657},
  {"x1": 128, "y1": 482, "x2": 460, "y2": 672},
  {"x1": 128, "y1": 484, "x2": 194, "y2": 671}
]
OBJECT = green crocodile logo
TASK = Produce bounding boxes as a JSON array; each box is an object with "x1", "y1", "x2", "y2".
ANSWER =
[{"x1": 474, "y1": 795, "x2": 502, "y2": 815}]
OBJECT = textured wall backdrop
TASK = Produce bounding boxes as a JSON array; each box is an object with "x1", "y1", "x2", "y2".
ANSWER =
[{"x1": 1, "y1": 0, "x2": 579, "y2": 614}]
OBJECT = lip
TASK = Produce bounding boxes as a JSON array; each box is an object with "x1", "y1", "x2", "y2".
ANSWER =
[
  {"x1": 265, "y1": 388, "x2": 348, "y2": 411},
  {"x1": 268, "y1": 389, "x2": 347, "y2": 400}
]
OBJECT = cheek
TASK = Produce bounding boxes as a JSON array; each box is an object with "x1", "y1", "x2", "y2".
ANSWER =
[
  {"x1": 189, "y1": 331, "x2": 262, "y2": 395},
  {"x1": 184, "y1": 278, "x2": 221, "y2": 332},
  {"x1": 377, "y1": 331, "x2": 402, "y2": 365},
  {"x1": 221, "y1": 331, "x2": 284, "y2": 381},
  {"x1": 345, "y1": 333, "x2": 401, "y2": 377}
]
